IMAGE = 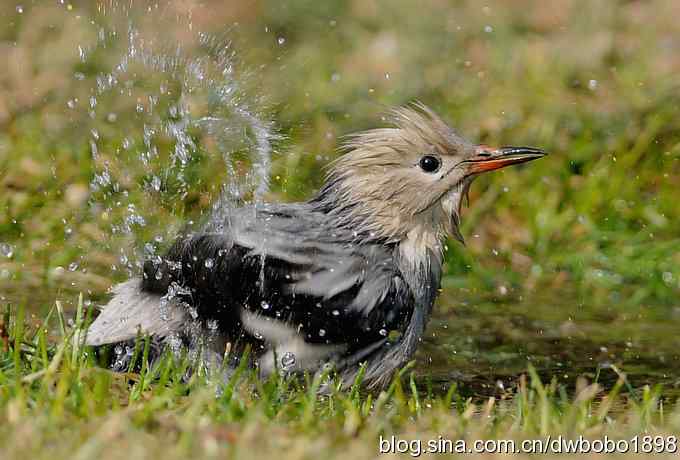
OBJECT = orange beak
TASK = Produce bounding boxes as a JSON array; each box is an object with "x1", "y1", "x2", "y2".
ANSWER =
[{"x1": 466, "y1": 145, "x2": 546, "y2": 174}]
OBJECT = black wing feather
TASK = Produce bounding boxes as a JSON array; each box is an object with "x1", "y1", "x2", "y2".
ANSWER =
[{"x1": 142, "y1": 204, "x2": 415, "y2": 350}]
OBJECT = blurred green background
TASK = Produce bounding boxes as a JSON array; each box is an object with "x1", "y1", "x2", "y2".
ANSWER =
[{"x1": 0, "y1": 0, "x2": 679, "y2": 389}]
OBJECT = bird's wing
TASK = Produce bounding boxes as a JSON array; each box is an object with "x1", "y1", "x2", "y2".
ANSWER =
[{"x1": 142, "y1": 203, "x2": 415, "y2": 348}]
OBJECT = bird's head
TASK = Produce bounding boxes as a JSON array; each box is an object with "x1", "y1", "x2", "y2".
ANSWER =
[{"x1": 312, "y1": 103, "x2": 545, "y2": 249}]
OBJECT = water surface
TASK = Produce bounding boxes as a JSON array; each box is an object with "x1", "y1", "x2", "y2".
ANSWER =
[{"x1": 419, "y1": 289, "x2": 680, "y2": 398}]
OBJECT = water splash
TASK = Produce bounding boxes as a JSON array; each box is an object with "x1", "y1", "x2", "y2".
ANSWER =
[
  {"x1": 280, "y1": 352, "x2": 296, "y2": 372},
  {"x1": 76, "y1": 8, "x2": 275, "y2": 271},
  {"x1": 61, "y1": 4, "x2": 280, "y2": 375},
  {"x1": 0, "y1": 243, "x2": 13, "y2": 259}
]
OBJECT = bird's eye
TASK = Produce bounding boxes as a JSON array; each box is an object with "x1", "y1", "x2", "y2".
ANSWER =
[{"x1": 419, "y1": 155, "x2": 441, "y2": 173}]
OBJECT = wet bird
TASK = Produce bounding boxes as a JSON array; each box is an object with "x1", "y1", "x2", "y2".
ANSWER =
[{"x1": 85, "y1": 103, "x2": 545, "y2": 388}]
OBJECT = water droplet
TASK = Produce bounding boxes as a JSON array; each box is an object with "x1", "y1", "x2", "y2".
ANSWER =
[
  {"x1": 151, "y1": 175, "x2": 161, "y2": 191},
  {"x1": 318, "y1": 329, "x2": 326, "y2": 337},
  {"x1": 77, "y1": 45, "x2": 86, "y2": 61},
  {"x1": 0, "y1": 243, "x2": 14, "y2": 258},
  {"x1": 16, "y1": 5, "x2": 23, "y2": 14},
  {"x1": 68, "y1": 262, "x2": 79, "y2": 272},
  {"x1": 281, "y1": 352, "x2": 296, "y2": 370},
  {"x1": 379, "y1": 328, "x2": 388, "y2": 336},
  {"x1": 260, "y1": 301, "x2": 271, "y2": 310},
  {"x1": 484, "y1": 25, "x2": 493, "y2": 33},
  {"x1": 204, "y1": 258, "x2": 214, "y2": 269},
  {"x1": 166, "y1": 334, "x2": 183, "y2": 354},
  {"x1": 331, "y1": 309, "x2": 340, "y2": 316},
  {"x1": 588, "y1": 79, "x2": 598, "y2": 90},
  {"x1": 662, "y1": 272, "x2": 674, "y2": 285},
  {"x1": 277, "y1": 36, "x2": 286, "y2": 45}
]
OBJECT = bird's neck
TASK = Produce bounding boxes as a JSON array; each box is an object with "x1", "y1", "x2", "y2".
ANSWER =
[
  {"x1": 398, "y1": 225, "x2": 444, "y2": 271},
  {"x1": 396, "y1": 225, "x2": 444, "y2": 311}
]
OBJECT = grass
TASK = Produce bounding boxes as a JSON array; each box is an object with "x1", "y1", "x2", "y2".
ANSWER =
[
  {"x1": 1, "y1": 300, "x2": 679, "y2": 459},
  {"x1": 1, "y1": 0, "x2": 680, "y2": 457}
]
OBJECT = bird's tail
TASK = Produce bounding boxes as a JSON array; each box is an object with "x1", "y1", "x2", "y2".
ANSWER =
[{"x1": 85, "y1": 279, "x2": 188, "y2": 346}]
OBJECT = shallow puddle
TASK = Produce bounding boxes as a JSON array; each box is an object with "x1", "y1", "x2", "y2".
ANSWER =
[{"x1": 418, "y1": 289, "x2": 680, "y2": 399}]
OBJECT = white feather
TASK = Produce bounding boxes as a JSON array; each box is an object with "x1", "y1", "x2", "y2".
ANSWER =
[
  {"x1": 240, "y1": 310, "x2": 344, "y2": 374},
  {"x1": 85, "y1": 279, "x2": 188, "y2": 346}
]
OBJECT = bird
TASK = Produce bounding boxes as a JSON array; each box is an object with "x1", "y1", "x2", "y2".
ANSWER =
[{"x1": 84, "y1": 103, "x2": 546, "y2": 388}]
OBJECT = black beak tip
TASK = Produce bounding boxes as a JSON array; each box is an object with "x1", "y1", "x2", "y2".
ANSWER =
[{"x1": 499, "y1": 146, "x2": 548, "y2": 158}]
